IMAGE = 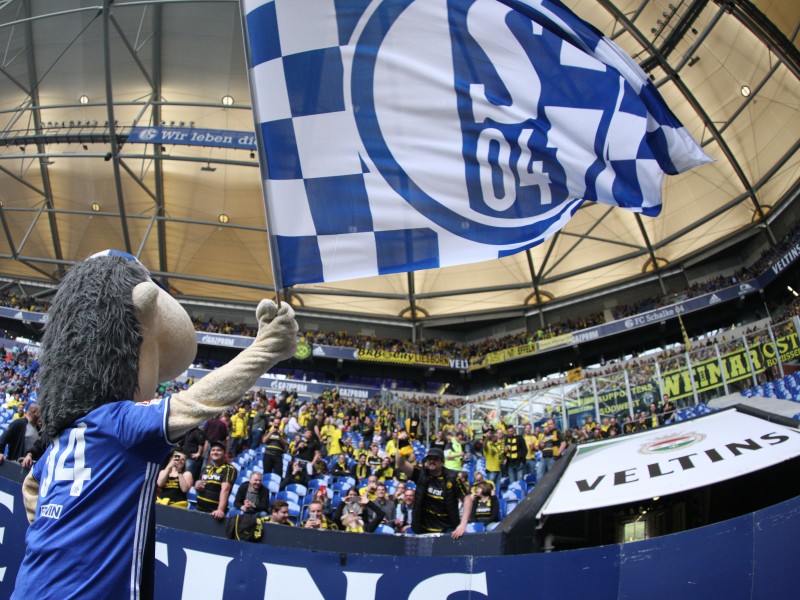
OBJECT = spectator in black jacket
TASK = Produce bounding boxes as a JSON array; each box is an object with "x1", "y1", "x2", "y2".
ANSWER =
[
  {"x1": 280, "y1": 458, "x2": 309, "y2": 490},
  {"x1": 234, "y1": 471, "x2": 270, "y2": 517},
  {"x1": 0, "y1": 403, "x2": 41, "y2": 467}
]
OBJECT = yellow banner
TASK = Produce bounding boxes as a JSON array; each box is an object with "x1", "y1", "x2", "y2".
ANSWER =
[
  {"x1": 414, "y1": 354, "x2": 451, "y2": 367},
  {"x1": 355, "y1": 349, "x2": 450, "y2": 367},
  {"x1": 485, "y1": 349, "x2": 506, "y2": 365},
  {"x1": 567, "y1": 366, "x2": 583, "y2": 382},
  {"x1": 509, "y1": 342, "x2": 537, "y2": 359},
  {"x1": 537, "y1": 333, "x2": 574, "y2": 351},
  {"x1": 661, "y1": 331, "x2": 800, "y2": 400},
  {"x1": 468, "y1": 355, "x2": 489, "y2": 371}
]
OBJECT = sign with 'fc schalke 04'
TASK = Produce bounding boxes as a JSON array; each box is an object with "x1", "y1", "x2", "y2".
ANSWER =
[{"x1": 242, "y1": 0, "x2": 709, "y2": 287}]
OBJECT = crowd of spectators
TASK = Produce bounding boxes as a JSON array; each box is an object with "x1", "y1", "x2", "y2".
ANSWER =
[
  {"x1": 144, "y1": 379, "x2": 691, "y2": 541},
  {"x1": 0, "y1": 296, "x2": 790, "y2": 545}
]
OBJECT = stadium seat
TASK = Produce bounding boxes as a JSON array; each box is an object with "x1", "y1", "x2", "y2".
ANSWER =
[
  {"x1": 466, "y1": 522, "x2": 485, "y2": 533},
  {"x1": 285, "y1": 483, "x2": 307, "y2": 498},
  {"x1": 186, "y1": 487, "x2": 197, "y2": 510},
  {"x1": 275, "y1": 490, "x2": 300, "y2": 505},
  {"x1": 333, "y1": 476, "x2": 356, "y2": 488},
  {"x1": 374, "y1": 524, "x2": 395, "y2": 535},
  {"x1": 262, "y1": 472, "x2": 281, "y2": 491}
]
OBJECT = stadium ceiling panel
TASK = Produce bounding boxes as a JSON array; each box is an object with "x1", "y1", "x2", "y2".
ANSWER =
[{"x1": 0, "y1": 0, "x2": 796, "y2": 326}]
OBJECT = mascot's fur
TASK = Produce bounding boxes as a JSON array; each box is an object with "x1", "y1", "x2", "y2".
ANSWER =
[{"x1": 38, "y1": 256, "x2": 148, "y2": 446}]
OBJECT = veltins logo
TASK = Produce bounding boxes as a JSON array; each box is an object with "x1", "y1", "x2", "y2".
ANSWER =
[
  {"x1": 350, "y1": 0, "x2": 624, "y2": 245},
  {"x1": 639, "y1": 432, "x2": 706, "y2": 455}
]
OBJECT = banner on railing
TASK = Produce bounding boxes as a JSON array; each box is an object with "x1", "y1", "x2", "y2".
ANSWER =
[
  {"x1": 540, "y1": 408, "x2": 800, "y2": 516},
  {"x1": 660, "y1": 331, "x2": 800, "y2": 400},
  {"x1": 355, "y1": 348, "x2": 450, "y2": 367},
  {"x1": 127, "y1": 126, "x2": 257, "y2": 150}
]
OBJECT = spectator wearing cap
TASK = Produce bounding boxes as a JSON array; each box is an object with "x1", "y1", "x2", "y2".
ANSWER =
[
  {"x1": 395, "y1": 432, "x2": 472, "y2": 539},
  {"x1": 195, "y1": 440, "x2": 238, "y2": 519}
]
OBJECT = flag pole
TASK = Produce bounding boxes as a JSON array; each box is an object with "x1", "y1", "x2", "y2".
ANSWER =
[{"x1": 238, "y1": 0, "x2": 285, "y2": 307}]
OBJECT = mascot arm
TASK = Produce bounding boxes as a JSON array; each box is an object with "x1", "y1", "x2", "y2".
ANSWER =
[
  {"x1": 22, "y1": 471, "x2": 39, "y2": 524},
  {"x1": 168, "y1": 300, "x2": 298, "y2": 441}
]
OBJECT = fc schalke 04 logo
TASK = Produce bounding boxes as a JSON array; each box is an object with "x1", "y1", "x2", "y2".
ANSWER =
[
  {"x1": 639, "y1": 432, "x2": 706, "y2": 455},
  {"x1": 350, "y1": 0, "x2": 616, "y2": 245},
  {"x1": 138, "y1": 128, "x2": 159, "y2": 141}
]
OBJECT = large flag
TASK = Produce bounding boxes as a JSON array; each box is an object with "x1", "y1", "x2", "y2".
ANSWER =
[{"x1": 241, "y1": 0, "x2": 711, "y2": 289}]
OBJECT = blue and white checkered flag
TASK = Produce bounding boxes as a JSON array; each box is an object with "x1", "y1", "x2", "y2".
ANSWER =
[{"x1": 241, "y1": 0, "x2": 711, "y2": 288}]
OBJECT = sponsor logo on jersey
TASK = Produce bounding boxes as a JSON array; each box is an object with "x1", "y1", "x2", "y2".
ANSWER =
[
  {"x1": 40, "y1": 503, "x2": 63, "y2": 520},
  {"x1": 136, "y1": 398, "x2": 164, "y2": 407}
]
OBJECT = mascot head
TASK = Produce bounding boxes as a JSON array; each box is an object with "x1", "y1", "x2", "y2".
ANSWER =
[{"x1": 38, "y1": 251, "x2": 197, "y2": 444}]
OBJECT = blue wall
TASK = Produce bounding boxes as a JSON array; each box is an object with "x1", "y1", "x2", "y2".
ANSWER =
[{"x1": 0, "y1": 469, "x2": 795, "y2": 599}]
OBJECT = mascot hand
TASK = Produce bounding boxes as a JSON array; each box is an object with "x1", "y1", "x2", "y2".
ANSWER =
[
  {"x1": 252, "y1": 300, "x2": 298, "y2": 362},
  {"x1": 168, "y1": 299, "x2": 297, "y2": 438}
]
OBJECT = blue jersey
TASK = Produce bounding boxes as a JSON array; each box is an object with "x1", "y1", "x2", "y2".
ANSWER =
[{"x1": 13, "y1": 398, "x2": 172, "y2": 600}]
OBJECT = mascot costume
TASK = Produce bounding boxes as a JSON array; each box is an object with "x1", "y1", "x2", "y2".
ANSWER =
[{"x1": 12, "y1": 251, "x2": 297, "y2": 599}]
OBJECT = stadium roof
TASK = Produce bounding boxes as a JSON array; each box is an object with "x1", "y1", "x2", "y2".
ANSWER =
[{"x1": 0, "y1": 0, "x2": 797, "y2": 326}]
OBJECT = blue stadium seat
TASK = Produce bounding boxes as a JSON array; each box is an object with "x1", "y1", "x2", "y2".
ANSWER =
[
  {"x1": 263, "y1": 475, "x2": 281, "y2": 494},
  {"x1": 334, "y1": 475, "x2": 356, "y2": 488},
  {"x1": 287, "y1": 502, "x2": 301, "y2": 523},
  {"x1": 374, "y1": 524, "x2": 395, "y2": 535},
  {"x1": 275, "y1": 490, "x2": 300, "y2": 505},
  {"x1": 466, "y1": 522, "x2": 485, "y2": 533},
  {"x1": 186, "y1": 487, "x2": 197, "y2": 510},
  {"x1": 285, "y1": 483, "x2": 307, "y2": 498}
]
